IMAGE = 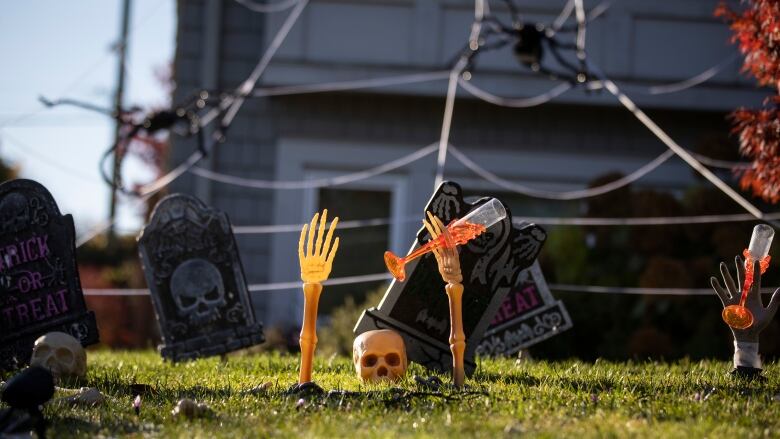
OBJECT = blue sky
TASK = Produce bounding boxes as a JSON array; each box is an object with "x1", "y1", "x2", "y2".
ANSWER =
[{"x1": 0, "y1": 0, "x2": 176, "y2": 236}]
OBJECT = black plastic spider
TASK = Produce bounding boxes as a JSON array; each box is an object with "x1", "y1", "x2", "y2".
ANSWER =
[{"x1": 452, "y1": 0, "x2": 596, "y2": 85}]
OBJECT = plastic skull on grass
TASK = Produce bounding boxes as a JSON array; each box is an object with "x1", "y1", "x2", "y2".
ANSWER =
[
  {"x1": 29, "y1": 332, "x2": 86, "y2": 383},
  {"x1": 353, "y1": 329, "x2": 408, "y2": 383}
]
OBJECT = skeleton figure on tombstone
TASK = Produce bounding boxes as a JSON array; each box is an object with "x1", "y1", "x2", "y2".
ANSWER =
[{"x1": 422, "y1": 211, "x2": 466, "y2": 388}]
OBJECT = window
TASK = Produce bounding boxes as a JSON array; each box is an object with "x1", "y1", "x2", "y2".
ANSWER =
[{"x1": 316, "y1": 188, "x2": 391, "y2": 313}]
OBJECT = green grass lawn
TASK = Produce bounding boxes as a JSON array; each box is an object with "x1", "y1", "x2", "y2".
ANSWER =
[{"x1": 4, "y1": 350, "x2": 780, "y2": 438}]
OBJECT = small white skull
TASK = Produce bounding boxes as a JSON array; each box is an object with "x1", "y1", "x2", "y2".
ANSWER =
[
  {"x1": 353, "y1": 329, "x2": 407, "y2": 383},
  {"x1": 172, "y1": 398, "x2": 212, "y2": 419},
  {"x1": 170, "y1": 258, "x2": 226, "y2": 324},
  {"x1": 30, "y1": 332, "x2": 86, "y2": 381}
]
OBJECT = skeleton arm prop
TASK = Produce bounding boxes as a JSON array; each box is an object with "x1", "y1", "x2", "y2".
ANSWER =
[
  {"x1": 423, "y1": 212, "x2": 465, "y2": 388},
  {"x1": 297, "y1": 210, "x2": 339, "y2": 384}
]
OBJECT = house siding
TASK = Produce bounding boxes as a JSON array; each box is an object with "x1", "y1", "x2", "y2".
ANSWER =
[{"x1": 170, "y1": 0, "x2": 757, "y2": 329}]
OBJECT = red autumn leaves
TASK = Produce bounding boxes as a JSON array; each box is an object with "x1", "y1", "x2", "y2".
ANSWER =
[{"x1": 716, "y1": 1, "x2": 780, "y2": 203}]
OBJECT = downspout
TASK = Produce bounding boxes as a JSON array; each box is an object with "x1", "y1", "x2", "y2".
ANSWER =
[{"x1": 195, "y1": 0, "x2": 222, "y2": 204}]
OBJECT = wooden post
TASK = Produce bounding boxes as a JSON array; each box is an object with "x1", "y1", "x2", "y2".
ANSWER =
[{"x1": 108, "y1": 0, "x2": 131, "y2": 245}]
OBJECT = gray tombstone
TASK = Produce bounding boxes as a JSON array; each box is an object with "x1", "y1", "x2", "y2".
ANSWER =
[
  {"x1": 0, "y1": 179, "x2": 98, "y2": 371},
  {"x1": 138, "y1": 194, "x2": 264, "y2": 361},
  {"x1": 476, "y1": 261, "x2": 572, "y2": 357},
  {"x1": 354, "y1": 181, "x2": 547, "y2": 376}
]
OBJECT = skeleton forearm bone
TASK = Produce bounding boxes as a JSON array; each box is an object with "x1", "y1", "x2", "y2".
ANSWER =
[
  {"x1": 299, "y1": 282, "x2": 322, "y2": 383},
  {"x1": 446, "y1": 282, "x2": 466, "y2": 388}
]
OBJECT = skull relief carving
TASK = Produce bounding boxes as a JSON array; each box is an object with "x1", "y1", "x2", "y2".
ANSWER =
[
  {"x1": 353, "y1": 329, "x2": 407, "y2": 383},
  {"x1": 170, "y1": 258, "x2": 226, "y2": 324},
  {"x1": 29, "y1": 332, "x2": 86, "y2": 382}
]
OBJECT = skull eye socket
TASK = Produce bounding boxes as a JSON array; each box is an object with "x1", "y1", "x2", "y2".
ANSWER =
[
  {"x1": 56, "y1": 347, "x2": 74, "y2": 363},
  {"x1": 179, "y1": 295, "x2": 197, "y2": 308},
  {"x1": 361, "y1": 354, "x2": 377, "y2": 368},
  {"x1": 385, "y1": 353, "x2": 401, "y2": 367},
  {"x1": 204, "y1": 287, "x2": 220, "y2": 301}
]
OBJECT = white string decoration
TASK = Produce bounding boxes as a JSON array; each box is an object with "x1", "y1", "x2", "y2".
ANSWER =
[
  {"x1": 234, "y1": 0, "x2": 301, "y2": 14},
  {"x1": 81, "y1": 280, "x2": 779, "y2": 297},
  {"x1": 252, "y1": 71, "x2": 450, "y2": 97},
  {"x1": 592, "y1": 71, "x2": 767, "y2": 220},
  {"x1": 450, "y1": 144, "x2": 676, "y2": 200},
  {"x1": 458, "y1": 79, "x2": 573, "y2": 108},
  {"x1": 189, "y1": 143, "x2": 437, "y2": 189}
]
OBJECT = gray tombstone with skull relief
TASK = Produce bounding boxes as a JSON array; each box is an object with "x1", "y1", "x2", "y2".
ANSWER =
[{"x1": 138, "y1": 194, "x2": 264, "y2": 361}]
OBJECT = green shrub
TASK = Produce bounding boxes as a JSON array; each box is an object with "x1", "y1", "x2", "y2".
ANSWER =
[{"x1": 318, "y1": 287, "x2": 386, "y2": 356}]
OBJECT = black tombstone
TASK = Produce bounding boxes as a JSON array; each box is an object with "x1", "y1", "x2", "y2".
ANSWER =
[
  {"x1": 476, "y1": 261, "x2": 572, "y2": 357},
  {"x1": 354, "y1": 181, "x2": 546, "y2": 376},
  {"x1": 0, "y1": 179, "x2": 99, "y2": 371},
  {"x1": 138, "y1": 194, "x2": 264, "y2": 361}
]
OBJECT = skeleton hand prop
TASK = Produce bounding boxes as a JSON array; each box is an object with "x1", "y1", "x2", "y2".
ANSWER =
[
  {"x1": 423, "y1": 212, "x2": 466, "y2": 388},
  {"x1": 298, "y1": 209, "x2": 339, "y2": 284},
  {"x1": 711, "y1": 256, "x2": 780, "y2": 369},
  {"x1": 297, "y1": 209, "x2": 340, "y2": 384},
  {"x1": 423, "y1": 212, "x2": 462, "y2": 284}
]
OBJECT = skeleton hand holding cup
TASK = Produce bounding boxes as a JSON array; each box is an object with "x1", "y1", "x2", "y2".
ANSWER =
[
  {"x1": 423, "y1": 212, "x2": 462, "y2": 285},
  {"x1": 423, "y1": 212, "x2": 466, "y2": 388},
  {"x1": 297, "y1": 209, "x2": 339, "y2": 384}
]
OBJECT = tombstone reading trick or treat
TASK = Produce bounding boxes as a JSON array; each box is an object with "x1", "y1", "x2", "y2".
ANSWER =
[
  {"x1": 355, "y1": 181, "x2": 560, "y2": 376},
  {"x1": 476, "y1": 261, "x2": 572, "y2": 357},
  {"x1": 137, "y1": 194, "x2": 264, "y2": 361},
  {"x1": 0, "y1": 179, "x2": 99, "y2": 371}
]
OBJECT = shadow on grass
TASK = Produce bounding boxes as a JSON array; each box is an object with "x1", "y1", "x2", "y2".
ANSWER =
[
  {"x1": 46, "y1": 415, "x2": 143, "y2": 437},
  {"x1": 471, "y1": 370, "x2": 541, "y2": 387},
  {"x1": 472, "y1": 366, "x2": 777, "y2": 398},
  {"x1": 86, "y1": 370, "x2": 243, "y2": 401}
]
